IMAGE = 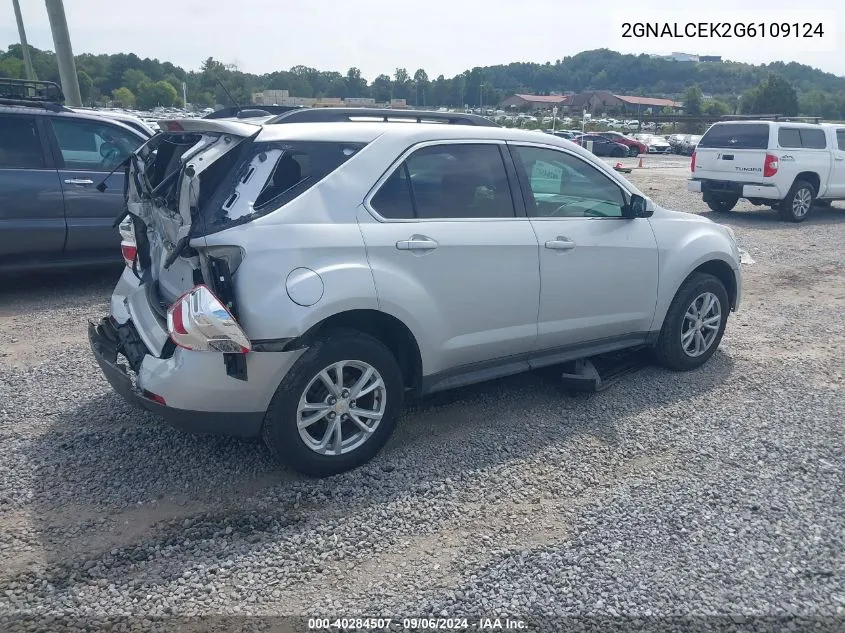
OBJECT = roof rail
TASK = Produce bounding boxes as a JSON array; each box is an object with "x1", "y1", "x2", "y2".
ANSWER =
[
  {"x1": 265, "y1": 107, "x2": 500, "y2": 127},
  {"x1": 203, "y1": 105, "x2": 305, "y2": 119},
  {"x1": 719, "y1": 114, "x2": 823, "y2": 124},
  {"x1": 0, "y1": 78, "x2": 69, "y2": 112}
]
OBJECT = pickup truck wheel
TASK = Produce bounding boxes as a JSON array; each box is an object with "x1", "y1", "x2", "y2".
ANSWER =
[
  {"x1": 778, "y1": 179, "x2": 815, "y2": 222},
  {"x1": 262, "y1": 329, "x2": 403, "y2": 477},
  {"x1": 653, "y1": 273, "x2": 729, "y2": 372},
  {"x1": 705, "y1": 195, "x2": 739, "y2": 213}
]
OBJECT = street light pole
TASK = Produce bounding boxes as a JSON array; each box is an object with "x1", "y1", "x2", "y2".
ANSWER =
[
  {"x1": 12, "y1": 0, "x2": 36, "y2": 80},
  {"x1": 44, "y1": 0, "x2": 82, "y2": 106}
]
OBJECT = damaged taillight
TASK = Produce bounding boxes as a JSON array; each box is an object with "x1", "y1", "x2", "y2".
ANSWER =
[
  {"x1": 118, "y1": 216, "x2": 137, "y2": 269},
  {"x1": 166, "y1": 285, "x2": 251, "y2": 354}
]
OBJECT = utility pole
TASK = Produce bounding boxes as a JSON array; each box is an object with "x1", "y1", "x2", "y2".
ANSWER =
[
  {"x1": 44, "y1": 0, "x2": 82, "y2": 106},
  {"x1": 12, "y1": 0, "x2": 36, "y2": 80}
]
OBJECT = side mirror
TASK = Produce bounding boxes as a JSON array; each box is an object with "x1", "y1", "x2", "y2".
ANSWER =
[{"x1": 626, "y1": 194, "x2": 653, "y2": 218}]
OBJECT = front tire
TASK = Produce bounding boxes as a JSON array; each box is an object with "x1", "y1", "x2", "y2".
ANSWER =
[
  {"x1": 653, "y1": 273, "x2": 729, "y2": 372},
  {"x1": 705, "y1": 195, "x2": 739, "y2": 213},
  {"x1": 262, "y1": 329, "x2": 403, "y2": 477},
  {"x1": 777, "y1": 179, "x2": 815, "y2": 222},
  {"x1": 612, "y1": 147, "x2": 626, "y2": 158},
  {"x1": 628, "y1": 146, "x2": 639, "y2": 157}
]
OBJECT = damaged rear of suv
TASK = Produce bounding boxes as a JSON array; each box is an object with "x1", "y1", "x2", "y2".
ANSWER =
[{"x1": 89, "y1": 117, "x2": 381, "y2": 475}]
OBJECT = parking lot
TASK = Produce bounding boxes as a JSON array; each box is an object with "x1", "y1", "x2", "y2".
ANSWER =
[{"x1": 1, "y1": 154, "x2": 844, "y2": 631}]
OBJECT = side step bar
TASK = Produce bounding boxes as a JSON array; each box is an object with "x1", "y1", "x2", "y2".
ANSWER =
[{"x1": 559, "y1": 350, "x2": 647, "y2": 393}]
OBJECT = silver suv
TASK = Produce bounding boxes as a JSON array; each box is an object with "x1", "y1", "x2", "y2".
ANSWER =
[{"x1": 89, "y1": 111, "x2": 742, "y2": 476}]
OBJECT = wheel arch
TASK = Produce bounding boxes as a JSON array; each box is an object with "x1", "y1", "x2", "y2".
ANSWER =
[
  {"x1": 288, "y1": 309, "x2": 423, "y2": 395},
  {"x1": 793, "y1": 172, "x2": 820, "y2": 194}
]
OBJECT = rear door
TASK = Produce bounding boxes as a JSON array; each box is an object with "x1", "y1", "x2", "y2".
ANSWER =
[
  {"x1": 45, "y1": 116, "x2": 145, "y2": 256},
  {"x1": 693, "y1": 123, "x2": 771, "y2": 183},
  {"x1": 359, "y1": 141, "x2": 541, "y2": 377},
  {"x1": 0, "y1": 113, "x2": 65, "y2": 263}
]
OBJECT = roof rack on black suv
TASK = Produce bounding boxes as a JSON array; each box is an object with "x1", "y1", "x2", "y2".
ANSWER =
[
  {"x1": 203, "y1": 105, "x2": 305, "y2": 119},
  {"x1": 0, "y1": 78, "x2": 70, "y2": 112},
  {"x1": 265, "y1": 107, "x2": 499, "y2": 127}
]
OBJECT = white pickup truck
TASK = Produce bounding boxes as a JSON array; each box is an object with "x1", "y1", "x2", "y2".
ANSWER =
[{"x1": 687, "y1": 121, "x2": 845, "y2": 222}]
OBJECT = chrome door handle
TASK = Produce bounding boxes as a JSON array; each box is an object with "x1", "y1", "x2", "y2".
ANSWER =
[
  {"x1": 835, "y1": 156, "x2": 845, "y2": 161},
  {"x1": 545, "y1": 237, "x2": 576, "y2": 251},
  {"x1": 396, "y1": 237, "x2": 438, "y2": 251},
  {"x1": 64, "y1": 178, "x2": 94, "y2": 185}
]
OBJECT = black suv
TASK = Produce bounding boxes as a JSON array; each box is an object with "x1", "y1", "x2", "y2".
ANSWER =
[{"x1": 0, "y1": 79, "x2": 151, "y2": 272}]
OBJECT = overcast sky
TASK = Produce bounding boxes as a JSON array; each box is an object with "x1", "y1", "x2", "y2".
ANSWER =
[{"x1": 3, "y1": 0, "x2": 843, "y2": 79}]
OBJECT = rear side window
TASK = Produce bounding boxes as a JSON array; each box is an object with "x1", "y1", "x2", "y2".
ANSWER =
[
  {"x1": 698, "y1": 124, "x2": 770, "y2": 150},
  {"x1": 0, "y1": 115, "x2": 44, "y2": 169},
  {"x1": 371, "y1": 143, "x2": 516, "y2": 220},
  {"x1": 778, "y1": 127, "x2": 827, "y2": 149},
  {"x1": 253, "y1": 142, "x2": 360, "y2": 210},
  {"x1": 203, "y1": 141, "x2": 365, "y2": 231},
  {"x1": 838, "y1": 130, "x2": 845, "y2": 151}
]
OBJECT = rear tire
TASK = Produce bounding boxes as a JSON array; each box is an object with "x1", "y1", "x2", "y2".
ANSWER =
[
  {"x1": 653, "y1": 273, "x2": 729, "y2": 372},
  {"x1": 705, "y1": 195, "x2": 739, "y2": 213},
  {"x1": 777, "y1": 179, "x2": 815, "y2": 222},
  {"x1": 262, "y1": 328, "x2": 403, "y2": 477}
]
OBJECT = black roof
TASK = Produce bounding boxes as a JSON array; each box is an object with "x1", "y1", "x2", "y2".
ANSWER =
[
  {"x1": 266, "y1": 107, "x2": 499, "y2": 127},
  {"x1": 0, "y1": 78, "x2": 70, "y2": 112}
]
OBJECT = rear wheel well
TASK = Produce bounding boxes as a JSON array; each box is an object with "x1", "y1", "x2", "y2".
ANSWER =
[
  {"x1": 300, "y1": 310, "x2": 422, "y2": 393},
  {"x1": 794, "y1": 172, "x2": 820, "y2": 194},
  {"x1": 689, "y1": 260, "x2": 737, "y2": 310}
]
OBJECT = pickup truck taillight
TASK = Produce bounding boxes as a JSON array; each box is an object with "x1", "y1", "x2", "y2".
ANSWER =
[
  {"x1": 690, "y1": 151, "x2": 696, "y2": 173},
  {"x1": 763, "y1": 154, "x2": 779, "y2": 177}
]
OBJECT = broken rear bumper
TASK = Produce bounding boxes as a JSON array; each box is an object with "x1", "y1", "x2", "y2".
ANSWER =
[{"x1": 88, "y1": 317, "x2": 266, "y2": 437}]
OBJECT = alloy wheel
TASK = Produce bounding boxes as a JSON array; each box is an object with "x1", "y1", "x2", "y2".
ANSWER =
[
  {"x1": 296, "y1": 360, "x2": 387, "y2": 456},
  {"x1": 681, "y1": 292, "x2": 722, "y2": 357}
]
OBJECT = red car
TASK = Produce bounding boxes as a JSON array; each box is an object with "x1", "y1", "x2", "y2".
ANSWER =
[{"x1": 599, "y1": 131, "x2": 647, "y2": 157}]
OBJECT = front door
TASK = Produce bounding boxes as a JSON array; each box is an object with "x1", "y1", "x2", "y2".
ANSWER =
[
  {"x1": 46, "y1": 116, "x2": 145, "y2": 256},
  {"x1": 0, "y1": 114, "x2": 65, "y2": 263},
  {"x1": 358, "y1": 141, "x2": 540, "y2": 377},
  {"x1": 508, "y1": 142, "x2": 659, "y2": 350}
]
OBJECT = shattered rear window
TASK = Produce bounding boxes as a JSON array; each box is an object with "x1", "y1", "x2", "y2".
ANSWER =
[{"x1": 204, "y1": 141, "x2": 366, "y2": 230}]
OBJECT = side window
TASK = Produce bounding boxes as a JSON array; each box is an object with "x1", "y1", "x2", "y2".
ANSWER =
[
  {"x1": 778, "y1": 128, "x2": 802, "y2": 148},
  {"x1": 370, "y1": 164, "x2": 414, "y2": 219},
  {"x1": 511, "y1": 145, "x2": 626, "y2": 218},
  {"x1": 800, "y1": 128, "x2": 826, "y2": 149},
  {"x1": 0, "y1": 116, "x2": 45, "y2": 169},
  {"x1": 371, "y1": 144, "x2": 516, "y2": 220},
  {"x1": 49, "y1": 118, "x2": 142, "y2": 171},
  {"x1": 837, "y1": 130, "x2": 845, "y2": 151}
]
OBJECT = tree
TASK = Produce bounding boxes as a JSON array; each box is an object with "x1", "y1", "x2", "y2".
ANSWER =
[
  {"x1": 136, "y1": 80, "x2": 178, "y2": 109},
  {"x1": 393, "y1": 68, "x2": 409, "y2": 101},
  {"x1": 745, "y1": 74, "x2": 798, "y2": 116},
  {"x1": 77, "y1": 70, "x2": 94, "y2": 104},
  {"x1": 412, "y1": 68, "x2": 429, "y2": 106},
  {"x1": 111, "y1": 87, "x2": 135, "y2": 107},
  {"x1": 682, "y1": 84, "x2": 703, "y2": 115},
  {"x1": 371, "y1": 74, "x2": 393, "y2": 102},
  {"x1": 345, "y1": 67, "x2": 367, "y2": 98},
  {"x1": 122, "y1": 69, "x2": 150, "y2": 92}
]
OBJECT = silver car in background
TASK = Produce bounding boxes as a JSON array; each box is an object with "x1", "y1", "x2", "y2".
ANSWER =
[{"x1": 89, "y1": 113, "x2": 742, "y2": 476}]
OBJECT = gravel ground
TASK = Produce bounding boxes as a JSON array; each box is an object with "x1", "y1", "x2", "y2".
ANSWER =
[{"x1": 1, "y1": 154, "x2": 843, "y2": 632}]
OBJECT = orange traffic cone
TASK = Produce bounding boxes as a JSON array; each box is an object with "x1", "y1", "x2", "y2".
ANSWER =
[{"x1": 637, "y1": 157, "x2": 644, "y2": 168}]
